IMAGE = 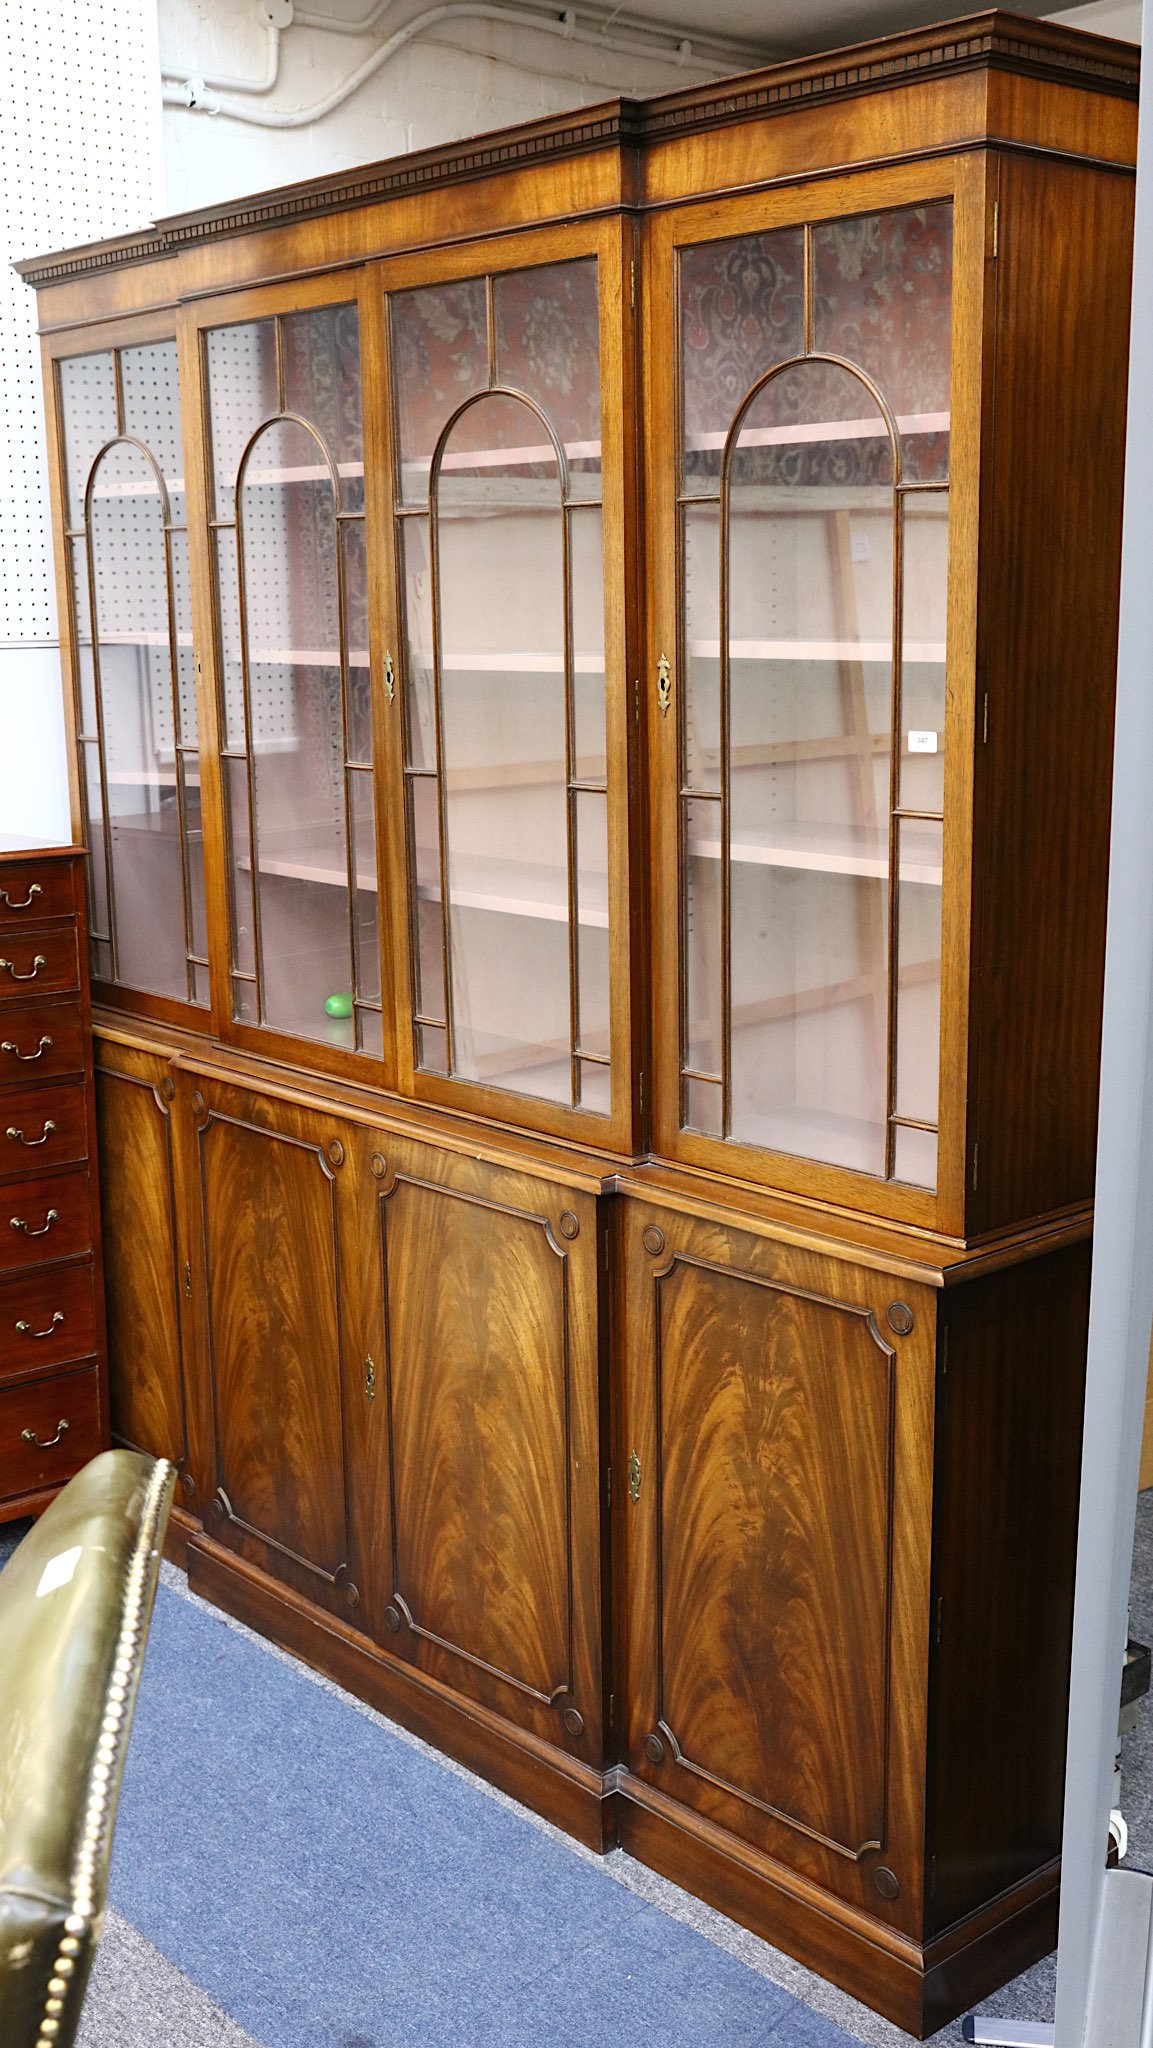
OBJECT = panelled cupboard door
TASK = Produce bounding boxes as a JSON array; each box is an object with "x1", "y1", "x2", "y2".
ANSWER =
[
  {"x1": 375, "y1": 220, "x2": 641, "y2": 1153},
  {"x1": 188, "y1": 1073, "x2": 367, "y2": 1622},
  {"x1": 645, "y1": 157, "x2": 985, "y2": 1234},
  {"x1": 351, "y1": 1124, "x2": 608, "y2": 1764},
  {"x1": 620, "y1": 1198, "x2": 936, "y2": 1933},
  {"x1": 92, "y1": 1031, "x2": 202, "y2": 1510},
  {"x1": 44, "y1": 315, "x2": 212, "y2": 1031}
]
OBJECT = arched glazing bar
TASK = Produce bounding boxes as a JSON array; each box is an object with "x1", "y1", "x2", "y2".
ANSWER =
[
  {"x1": 677, "y1": 204, "x2": 952, "y2": 1187},
  {"x1": 389, "y1": 258, "x2": 609, "y2": 1112},
  {"x1": 203, "y1": 302, "x2": 378, "y2": 1056},
  {"x1": 57, "y1": 341, "x2": 208, "y2": 1006}
]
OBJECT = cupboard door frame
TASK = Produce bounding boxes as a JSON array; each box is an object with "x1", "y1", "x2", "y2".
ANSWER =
[
  {"x1": 42, "y1": 308, "x2": 214, "y2": 1035},
  {"x1": 643, "y1": 154, "x2": 991, "y2": 1236},
  {"x1": 619, "y1": 1194, "x2": 937, "y2": 1933},
  {"x1": 181, "y1": 269, "x2": 394, "y2": 1085},
  {"x1": 370, "y1": 216, "x2": 643, "y2": 1156}
]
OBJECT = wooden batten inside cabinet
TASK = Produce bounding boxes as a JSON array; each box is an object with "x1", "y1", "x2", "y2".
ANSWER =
[{"x1": 23, "y1": 13, "x2": 1139, "y2": 2033}]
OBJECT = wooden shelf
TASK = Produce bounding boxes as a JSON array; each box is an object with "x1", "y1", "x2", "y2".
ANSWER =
[
  {"x1": 687, "y1": 410, "x2": 950, "y2": 454},
  {"x1": 688, "y1": 822, "x2": 941, "y2": 883},
  {"x1": 689, "y1": 637, "x2": 946, "y2": 663}
]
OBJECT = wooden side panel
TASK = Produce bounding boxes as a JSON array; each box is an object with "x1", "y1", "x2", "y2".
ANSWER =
[
  {"x1": 194, "y1": 1079, "x2": 356, "y2": 1614},
  {"x1": 94, "y1": 1046, "x2": 191, "y2": 1493},
  {"x1": 927, "y1": 1241, "x2": 1091, "y2": 1933},
  {"x1": 621, "y1": 1195, "x2": 937, "y2": 1934},
  {"x1": 969, "y1": 154, "x2": 1134, "y2": 1234},
  {"x1": 361, "y1": 1130, "x2": 608, "y2": 1762}
]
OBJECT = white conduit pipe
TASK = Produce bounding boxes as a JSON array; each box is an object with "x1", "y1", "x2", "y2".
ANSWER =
[
  {"x1": 162, "y1": 2, "x2": 753, "y2": 123},
  {"x1": 171, "y1": 22, "x2": 284, "y2": 100}
]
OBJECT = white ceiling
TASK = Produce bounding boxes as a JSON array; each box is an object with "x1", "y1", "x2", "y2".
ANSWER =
[{"x1": 591, "y1": 0, "x2": 1135, "y2": 61}]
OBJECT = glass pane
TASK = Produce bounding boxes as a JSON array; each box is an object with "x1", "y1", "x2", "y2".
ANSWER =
[
  {"x1": 342, "y1": 522, "x2": 371, "y2": 766},
  {"x1": 169, "y1": 528, "x2": 198, "y2": 748},
  {"x1": 684, "y1": 1075, "x2": 723, "y2": 1137},
  {"x1": 193, "y1": 962, "x2": 211, "y2": 1008},
  {"x1": 438, "y1": 393, "x2": 569, "y2": 1103},
  {"x1": 358, "y1": 1007, "x2": 383, "y2": 1058},
  {"x1": 390, "y1": 279, "x2": 488, "y2": 505},
  {"x1": 206, "y1": 320, "x2": 277, "y2": 519},
  {"x1": 92, "y1": 938, "x2": 113, "y2": 983},
  {"x1": 813, "y1": 203, "x2": 953, "y2": 483},
  {"x1": 120, "y1": 340, "x2": 185, "y2": 521},
  {"x1": 494, "y1": 258, "x2": 601, "y2": 490},
  {"x1": 402, "y1": 518, "x2": 435, "y2": 771},
  {"x1": 417, "y1": 1022, "x2": 448, "y2": 1074},
  {"x1": 683, "y1": 503, "x2": 721, "y2": 793},
  {"x1": 225, "y1": 755, "x2": 256, "y2": 980},
  {"x1": 576, "y1": 791, "x2": 609, "y2": 1059},
  {"x1": 409, "y1": 775, "x2": 445, "y2": 1023},
  {"x1": 233, "y1": 974, "x2": 258, "y2": 1024},
  {"x1": 893, "y1": 1122, "x2": 937, "y2": 1190},
  {"x1": 895, "y1": 818, "x2": 943, "y2": 1128},
  {"x1": 570, "y1": 505, "x2": 606, "y2": 784},
  {"x1": 59, "y1": 352, "x2": 117, "y2": 527},
  {"x1": 281, "y1": 302, "x2": 364, "y2": 511},
  {"x1": 579, "y1": 1059, "x2": 611, "y2": 1116},
  {"x1": 726, "y1": 363, "x2": 894, "y2": 1176},
  {"x1": 901, "y1": 491, "x2": 949, "y2": 813},
  {"x1": 89, "y1": 440, "x2": 188, "y2": 1002},
  {"x1": 680, "y1": 228, "x2": 805, "y2": 494},
  {"x1": 240, "y1": 418, "x2": 352, "y2": 1047},
  {"x1": 69, "y1": 541, "x2": 97, "y2": 735},
  {"x1": 214, "y1": 528, "x2": 245, "y2": 749},
  {"x1": 182, "y1": 758, "x2": 207, "y2": 975},
  {"x1": 683, "y1": 797, "x2": 723, "y2": 1079},
  {"x1": 350, "y1": 769, "x2": 380, "y2": 1005},
  {"x1": 82, "y1": 740, "x2": 110, "y2": 944}
]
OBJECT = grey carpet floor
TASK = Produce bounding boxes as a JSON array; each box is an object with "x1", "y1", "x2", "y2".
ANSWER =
[{"x1": 42, "y1": 1493, "x2": 1153, "y2": 2045}]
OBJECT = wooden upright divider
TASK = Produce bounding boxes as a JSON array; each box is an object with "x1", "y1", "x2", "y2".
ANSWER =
[{"x1": 20, "y1": 15, "x2": 1139, "y2": 2031}]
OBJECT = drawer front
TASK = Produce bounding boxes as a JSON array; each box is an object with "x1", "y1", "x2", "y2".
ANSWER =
[
  {"x1": 0, "y1": 1261, "x2": 96, "y2": 1377},
  {"x1": 0, "y1": 1169, "x2": 92, "y2": 1273},
  {"x1": 0, "y1": 1006, "x2": 84, "y2": 1084},
  {"x1": 0, "y1": 862, "x2": 75, "y2": 929},
  {"x1": 0, "y1": 1365, "x2": 102, "y2": 1503},
  {"x1": 0, "y1": 925, "x2": 78, "y2": 1002},
  {"x1": 0, "y1": 1081, "x2": 87, "y2": 1177}
]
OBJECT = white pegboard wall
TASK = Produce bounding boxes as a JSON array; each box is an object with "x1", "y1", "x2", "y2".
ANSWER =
[{"x1": 1, "y1": 0, "x2": 164, "y2": 645}]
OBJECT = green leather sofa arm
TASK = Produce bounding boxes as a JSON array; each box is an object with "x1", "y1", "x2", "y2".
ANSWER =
[{"x1": 0, "y1": 1450, "x2": 175, "y2": 2048}]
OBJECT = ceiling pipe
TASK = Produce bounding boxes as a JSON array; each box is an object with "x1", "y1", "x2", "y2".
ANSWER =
[{"x1": 161, "y1": 0, "x2": 778, "y2": 122}]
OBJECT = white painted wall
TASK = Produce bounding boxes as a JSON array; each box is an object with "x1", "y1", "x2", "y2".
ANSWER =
[{"x1": 1, "y1": 0, "x2": 165, "y2": 845}]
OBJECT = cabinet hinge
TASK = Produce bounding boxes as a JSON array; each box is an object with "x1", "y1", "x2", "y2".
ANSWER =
[
  {"x1": 609, "y1": 1691, "x2": 615, "y2": 1732},
  {"x1": 982, "y1": 692, "x2": 989, "y2": 745},
  {"x1": 991, "y1": 199, "x2": 1000, "y2": 261},
  {"x1": 605, "y1": 1465, "x2": 612, "y2": 1513},
  {"x1": 630, "y1": 258, "x2": 636, "y2": 309},
  {"x1": 971, "y1": 1139, "x2": 979, "y2": 1192},
  {"x1": 603, "y1": 1224, "x2": 610, "y2": 1273},
  {"x1": 634, "y1": 677, "x2": 640, "y2": 724},
  {"x1": 929, "y1": 1853, "x2": 937, "y2": 1900},
  {"x1": 936, "y1": 1594, "x2": 944, "y2": 1646},
  {"x1": 638, "y1": 1069, "x2": 645, "y2": 1120},
  {"x1": 183, "y1": 1260, "x2": 192, "y2": 1301}
]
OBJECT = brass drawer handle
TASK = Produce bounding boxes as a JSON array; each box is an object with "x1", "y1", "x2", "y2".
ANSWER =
[
  {"x1": 0, "y1": 955, "x2": 46, "y2": 982},
  {"x1": 6, "y1": 1119, "x2": 55, "y2": 1147},
  {"x1": 1, "y1": 1036, "x2": 52, "y2": 1062},
  {"x1": 21, "y1": 1418, "x2": 68, "y2": 1450},
  {"x1": 10, "y1": 1209, "x2": 59, "y2": 1238},
  {"x1": 16, "y1": 1312, "x2": 64, "y2": 1339},
  {"x1": 0, "y1": 883, "x2": 41, "y2": 910}
]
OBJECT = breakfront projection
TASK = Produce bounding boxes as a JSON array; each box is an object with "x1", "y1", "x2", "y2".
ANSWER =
[{"x1": 27, "y1": 14, "x2": 1138, "y2": 2034}]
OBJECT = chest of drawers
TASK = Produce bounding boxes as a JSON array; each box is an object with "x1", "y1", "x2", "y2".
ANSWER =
[{"x1": 0, "y1": 842, "x2": 107, "y2": 1517}]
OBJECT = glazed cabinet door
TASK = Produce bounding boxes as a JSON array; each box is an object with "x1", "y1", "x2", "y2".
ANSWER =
[
  {"x1": 376, "y1": 223, "x2": 640, "y2": 1150},
  {"x1": 93, "y1": 1030, "x2": 205, "y2": 1513},
  {"x1": 47, "y1": 320, "x2": 211, "y2": 1026},
  {"x1": 619, "y1": 1196, "x2": 936, "y2": 1934},
  {"x1": 645, "y1": 159, "x2": 985, "y2": 1231},
  {"x1": 185, "y1": 1071, "x2": 369, "y2": 1622},
  {"x1": 194, "y1": 278, "x2": 386, "y2": 1077},
  {"x1": 350, "y1": 1123, "x2": 610, "y2": 1769}
]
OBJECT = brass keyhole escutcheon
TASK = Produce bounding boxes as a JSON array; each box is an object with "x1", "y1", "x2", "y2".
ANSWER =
[
  {"x1": 384, "y1": 650, "x2": 396, "y2": 704},
  {"x1": 656, "y1": 652, "x2": 672, "y2": 714},
  {"x1": 628, "y1": 1451, "x2": 642, "y2": 1504},
  {"x1": 365, "y1": 1355, "x2": 377, "y2": 1401}
]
